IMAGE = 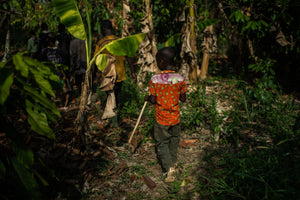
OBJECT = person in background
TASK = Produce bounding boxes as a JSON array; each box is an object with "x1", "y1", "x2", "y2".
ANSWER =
[
  {"x1": 40, "y1": 32, "x2": 70, "y2": 108},
  {"x1": 69, "y1": 38, "x2": 87, "y2": 93},
  {"x1": 94, "y1": 19, "x2": 136, "y2": 127},
  {"x1": 144, "y1": 47, "x2": 187, "y2": 183},
  {"x1": 39, "y1": 23, "x2": 51, "y2": 56},
  {"x1": 56, "y1": 23, "x2": 71, "y2": 66},
  {"x1": 27, "y1": 30, "x2": 39, "y2": 58}
]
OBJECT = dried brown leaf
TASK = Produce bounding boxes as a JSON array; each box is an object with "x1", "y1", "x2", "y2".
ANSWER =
[
  {"x1": 143, "y1": 176, "x2": 156, "y2": 189},
  {"x1": 179, "y1": 139, "x2": 187, "y2": 148},
  {"x1": 116, "y1": 162, "x2": 127, "y2": 175}
]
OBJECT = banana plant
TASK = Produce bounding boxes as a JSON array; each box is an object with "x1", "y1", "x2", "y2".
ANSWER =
[{"x1": 52, "y1": 0, "x2": 145, "y2": 142}]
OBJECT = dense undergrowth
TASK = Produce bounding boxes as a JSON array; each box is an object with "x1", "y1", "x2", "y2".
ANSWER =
[
  {"x1": 192, "y1": 61, "x2": 300, "y2": 200},
  {"x1": 103, "y1": 59, "x2": 300, "y2": 199}
]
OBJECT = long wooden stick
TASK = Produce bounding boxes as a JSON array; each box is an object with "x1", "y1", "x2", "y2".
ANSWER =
[{"x1": 128, "y1": 101, "x2": 147, "y2": 144}]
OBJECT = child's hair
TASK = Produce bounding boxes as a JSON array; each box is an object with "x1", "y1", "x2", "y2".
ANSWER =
[
  {"x1": 101, "y1": 20, "x2": 113, "y2": 30},
  {"x1": 156, "y1": 47, "x2": 175, "y2": 65}
]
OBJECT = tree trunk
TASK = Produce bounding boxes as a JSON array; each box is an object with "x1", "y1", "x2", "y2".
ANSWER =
[
  {"x1": 179, "y1": 1, "x2": 198, "y2": 84},
  {"x1": 200, "y1": 51, "x2": 209, "y2": 79},
  {"x1": 122, "y1": 0, "x2": 131, "y2": 38},
  {"x1": 74, "y1": 39, "x2": 92, "y2": 150},
  {"x1": 74, "y1": 68, "x2": 92, "y2": 147},
  {"x1": 189, "y1": 0, "x2": 198, "y2": 83},
  {"x1": 2, "y1": 18, "x2": 10, "y2": 63},
  {"x1": 200, "y1": 25, "x2": 216, "y2": 79},
  {"x1": 136, "y1": 0, "x2": 159, "y2": 89}
]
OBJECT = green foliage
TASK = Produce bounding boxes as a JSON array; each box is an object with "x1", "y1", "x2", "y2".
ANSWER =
[
  {"x1": 181, "y1": 86, "x2": 206, "y2": 129},
  {"x1": 0, "y1": 67, "x2": 14, "y2": 105},
  {"x1": 101, "y1": 33, "x2": 146, "y2": 57},
  {"x1": 52, "y1": 0, "x2": 87, "y2": 40},
  {"x1": 197, "y1": 9, "x2": 220, "y2": 32},
  {"x1": 197, "y1": 61, "x2": 300, "y2": 199},
  {"x1": 165, "y1": 33, "x2": 181, "y2": 47},
  {"x1": 229, "y1": 10, "x2": 250, "y2": 23},
  {"x1": 95, "y1": 54, "x2": 107, "y2": 71},
  {"x1": 119, "y1": 76, "x2": 145, "y2": 120},
  {"x1": 181, "y1": 81, "x2": 225, "y2": 136},
  {"x1": 246, "y1": 58, "x2": 278, "y2": 104},
  {"x1": 166, "y1": 181, "x2": 181, "y2": 198},
  {"x1": 0, "y1": 53, "x2": 60, "y2": 199},
  {"x1": 94, "y1": 33, "x2": 146, "y2": 71}
]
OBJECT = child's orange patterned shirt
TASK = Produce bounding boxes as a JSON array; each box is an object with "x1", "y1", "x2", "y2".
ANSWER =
[{"x1": 149, "y1": 70, "x2": 187, "y2": 126}]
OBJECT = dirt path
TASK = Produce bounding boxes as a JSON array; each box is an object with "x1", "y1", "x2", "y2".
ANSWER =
[
  {"x1": 81, "y1": 126, "x2": 212, "y2": 200},
  {"x1": 77, "y1": 84, "x2": 225, "y2": 200}
]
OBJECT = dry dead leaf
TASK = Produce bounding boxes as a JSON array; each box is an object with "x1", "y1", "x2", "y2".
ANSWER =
[
  {"x1": 143, "y1": 176, "x2": 156, "y2": 189},
  {"x1": 93, "y1": 151, "x2": 101, "y2": 157},
  {"x1": 116, "y1": 162, "x2": 127, "y2": 175},
  {"x1": 184, "y1": 139, "x2": 198, "y2": 146},
  {"x1": 88, "y1": 115, "x2": 95, "y2": 122},
  {"x1": 63, "y1": 127, "x2": 74, "y2": 133},
  {"x1": 179, "y1": 139, "x2": 187, "y2": 148},
  {"x1": 131, "y1": 139, "x2": 138, "y2": 148}
]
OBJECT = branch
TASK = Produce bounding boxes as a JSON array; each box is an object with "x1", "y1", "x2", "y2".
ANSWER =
[{"x1": 0, "y1": 9, "x2": 22, "y2": 15}]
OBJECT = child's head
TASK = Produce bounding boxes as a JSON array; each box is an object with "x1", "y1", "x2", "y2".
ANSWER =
[
  {"x1": 156, "y1": 47, "x2": 175, "y2": 71},
  {"x1": 101, "y1": 20, "x2": 113, "y2": 36}
]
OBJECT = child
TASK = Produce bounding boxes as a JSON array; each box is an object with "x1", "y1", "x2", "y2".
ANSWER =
[{"x1": 145, "y1": 47, "x2": 187, "y2": 182}]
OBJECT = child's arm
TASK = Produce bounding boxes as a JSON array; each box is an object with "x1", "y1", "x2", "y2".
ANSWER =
[
  {"x1": 144, "y1": 95, "x2": 156, "y2": 104},
  {"x1": 180, "y1": 79, "x2": 188, "y2": 102},
  {"x1": 179, "y1": 93, "x2": 186, "y2": 102}
]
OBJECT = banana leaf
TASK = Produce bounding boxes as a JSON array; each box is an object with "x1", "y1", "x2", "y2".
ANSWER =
[
  {"x1": 102, "y1": 33, "x2": 146, "y2": 57},
  {"x1": 95, "y1": 54, "x2": 107, "y2": 72},
  {"x1": 52, "y1": 0, "x2": 86, "y2": 40},
  {"x1": 93, "y1": 33, "x2": 146, "y2": 71}
]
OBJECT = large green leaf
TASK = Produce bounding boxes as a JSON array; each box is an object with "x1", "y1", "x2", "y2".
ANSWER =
[
  {"x1": 13, "y1": 145, "x2": 34, "y2": 166},
  {"x1": 24, "y1": 56, "x2": 60, "y2": 82},
  {"x1": 26, "y1": 99, "x2": 55, "y2": 139},
  {"x1": 91, "y1": 33, "x2": 146, "y2": 71},
  {"x1": 29, "y1": 67, "x2": 55, "y2": 97},
  {"x1": 13, "y1": 53, "x2": 29, "y2": 78},
  {"x1": 52, "y1": 0, "x2": 86, "y2": 40},
  {"x1": 101, "y1": 33, "x2": 146, "y2": 57},
  {"x1": 0, "y1": 67, "x2": 14, "y2": 105},
  {"x1": 24, "y1": 85, "x2": 60, "y2": 117},
  {"x1": 11, "y1": 157, "x2": 40, "y2": 198},
  {"x1": 95, "y1": 54, "x2": 107, "y2": 72}
]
